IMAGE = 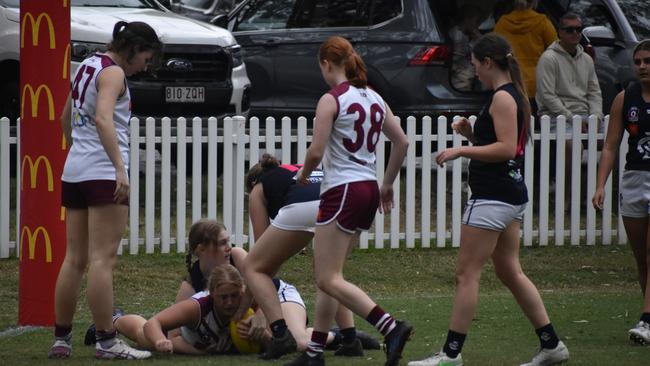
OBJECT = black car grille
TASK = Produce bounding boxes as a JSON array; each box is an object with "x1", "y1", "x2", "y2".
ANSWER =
[{"x1": 129, "y1": 44, "x2": 232, "y2": 83}]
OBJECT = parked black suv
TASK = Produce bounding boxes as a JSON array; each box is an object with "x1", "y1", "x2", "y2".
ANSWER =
[{"x1": 208, "y1": 0, "x2": 640, "y2": 121}]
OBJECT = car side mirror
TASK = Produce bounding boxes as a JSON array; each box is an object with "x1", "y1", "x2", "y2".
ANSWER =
[
  {"x1": 211, "y1": 14, "x2": 229, "y2": 29},
  {"x1": 582, "y1": 25, "x2": 617, "y2": 47}
]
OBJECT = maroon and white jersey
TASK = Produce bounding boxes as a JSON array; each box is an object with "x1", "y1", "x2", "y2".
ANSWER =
[
  {"x1": 180, "y1": 291, "x2": 237, "y2": 354},
  {"x1": 62, "y1": 53, "x2": 131, "y2": 182},
  {"x1": 320, "y1": 82, "x2": 386, "y2": 194}
]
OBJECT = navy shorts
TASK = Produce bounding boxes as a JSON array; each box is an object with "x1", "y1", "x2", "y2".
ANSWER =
[
  {"x1": 61, "y1": 180, "x2": 128, "y2": 208},
  {"x1": 316, "y1": 181, "x2": 379, "y2": 234}
]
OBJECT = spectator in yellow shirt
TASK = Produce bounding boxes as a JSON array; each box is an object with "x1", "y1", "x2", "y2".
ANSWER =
[{"x1": 495, "y1": 0, "x2": 556, "y2": 114}]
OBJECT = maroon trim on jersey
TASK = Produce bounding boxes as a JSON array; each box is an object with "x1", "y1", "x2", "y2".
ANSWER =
[
  {"x1": 95, "y1": 53, "x2": 116, "y2": 68},
  {"x1": 327, "y1": 81, "x2": 351, "y2": 117},
  {"x1": 191, "y1": 294, "x2": 213, "y2": 329}
]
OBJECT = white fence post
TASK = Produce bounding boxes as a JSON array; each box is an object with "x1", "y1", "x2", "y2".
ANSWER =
[
  {"x1": 191, "y1": 117, "x2": 202, "y2": 225},
  {"x1": 539, "y1": 115, "x2": 551, "y2": 246},
  {"x1": 161, "y1": 117, "x2": 171, "y2": 253},
  {"x1": 523, "y1": 116, "x2": 535, "y2": 246},
  {"x1": 405, "y1": 117, "x2": 416, "y2": 248},
  {"x1": 207, "y1": 117, "x2": 219, "y2": 220},
  {"x1": 554, "y1": 115, "x2": 566, "y2": 245},
  {"x1": 436, "y1": 116, "x2": 447, "y2": 247},
  {"x1": 129, "y1": 117, "x2": 140, "y2": 254},
  {"x1": 602, "y1": 115, "x2": 612, "y2": 245},
  {"x1": 176, "y1": 117, "x2": 187, "y2": 253},
  {"x1": 234, "y1": 116, "x2": 246, "y2": 247},
  {"x1": 145, "y1": 117, "x2": 156, "y2": 253},
  {"x1": 0, "y1": 118, "x2": 9, "y2": 258},
  {"x1": 586, "y1": 115, "x2": 599, "y2": 245},
  {"x1": 421, "y1": 116, "x2": 432, "y2": 248}
]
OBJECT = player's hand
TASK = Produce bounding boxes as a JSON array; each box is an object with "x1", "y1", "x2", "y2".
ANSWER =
[
  {"x1": 379, "y1": 183, "x2": 394, "y2": 214},
  {"x1": 435, "y1": 148, "x2": 461, "y2": 167},
  {"x1": 592, "y1": 187, "x2": 605, "y2": 210},
  {"x1": 113, "y1": 169, "x2": 130, "y2": 204},
  {"x1": 295, "y1": 168, "x2": 309, "y2": 185},
  {"x1": 155, "y1": 339, "x2": 173, "y2": 353},
  {"x1": 247, "y1": 311, "x2": 267, "y2": 342},
  {"x1": 451, "y1": 117, "x2": 473, "y2": 139},
  {"x1": 236, "y1": 317, "x2": 251, "y2": 340}
]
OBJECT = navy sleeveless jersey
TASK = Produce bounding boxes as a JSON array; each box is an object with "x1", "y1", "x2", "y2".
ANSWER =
[
  {"x1": 468, "y1": 83, "x2": 528, "y2": 205},
  {"x1": 259, "y1": 164, "x2": 323, "y2": 219},
  {"x1": 622, "y1": 81, "x2": 650, "y2": 171}
]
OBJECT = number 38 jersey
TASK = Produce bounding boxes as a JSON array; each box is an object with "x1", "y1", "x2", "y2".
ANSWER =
[
  {"x1": 321, "y1": 81, "x2": 386, "y2": 194},
  {"x1": 62, "y1": 53, "x2": 131, "y2": 182}
]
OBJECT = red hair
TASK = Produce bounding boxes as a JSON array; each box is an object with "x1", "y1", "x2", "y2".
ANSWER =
[{"x1": 319, "y1": 36, "x2": 367, "y2": 88}]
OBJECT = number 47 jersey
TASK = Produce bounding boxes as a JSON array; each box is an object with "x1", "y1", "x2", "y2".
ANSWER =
[
  {"x1": 62, "y1": 54, "x2": 131, "y2": 182},
  {"x1": 320, "y1": 81, "x2": 386, "y2": 194}
]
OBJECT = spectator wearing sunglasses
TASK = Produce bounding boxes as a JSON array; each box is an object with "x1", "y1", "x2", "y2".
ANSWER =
[{"x1": 536, "y1": 12, "x2": 602, "y2": 209}]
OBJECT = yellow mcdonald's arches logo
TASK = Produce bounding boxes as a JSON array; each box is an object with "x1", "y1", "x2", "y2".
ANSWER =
[
  {"x1": 21, "y1": 84, "x2": 55, "y2": 121},
  {"x1": 20, "y1": 226, "x2": 52, "y2": 263},
  {"x1": 63, "y1": 43, "x2": 70, "y2": 79},
  {"x1": 21, "y1": 12, "x2": 55, "y2": 49},
  {"x1": 64, "y1": 0, "x2": 68, "y2": 7},
  {"x1": 21, "y1": 155, "x2": 54, "y2": 192}
]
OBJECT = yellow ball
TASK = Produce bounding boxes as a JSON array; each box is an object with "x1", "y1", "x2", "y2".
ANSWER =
[{"x1": 229, "y1": 308, "x2": 263, "y2": 354}]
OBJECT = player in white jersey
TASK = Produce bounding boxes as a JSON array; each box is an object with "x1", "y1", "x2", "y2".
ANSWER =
[
  {"x1": 49, "y1": 21, "x2": 162, "y2": 360},
  {"x1": 287, "y1": 36, "x2": 410, "y2": 366}
]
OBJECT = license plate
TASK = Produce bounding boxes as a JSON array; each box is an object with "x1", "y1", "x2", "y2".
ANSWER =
[{"x1": 165, "y1": 86, "x2": 205, "y2": 103}]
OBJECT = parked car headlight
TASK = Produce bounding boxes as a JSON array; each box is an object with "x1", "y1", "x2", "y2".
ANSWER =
[
  {"x1": 227, "y1": 44, "x2": 243, "y2": 68},
  {"x1": 71, "y1": 41, "x2": 107, "y2": 62}
]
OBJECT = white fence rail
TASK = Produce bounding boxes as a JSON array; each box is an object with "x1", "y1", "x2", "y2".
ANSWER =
[{"x1": 0, "y1": 114, "x2": 628, "y2": 258}]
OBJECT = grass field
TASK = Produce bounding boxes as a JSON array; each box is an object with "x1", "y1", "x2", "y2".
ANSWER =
[{"x1": 0, "y1": 244, "x2": 648, "y2": 365}]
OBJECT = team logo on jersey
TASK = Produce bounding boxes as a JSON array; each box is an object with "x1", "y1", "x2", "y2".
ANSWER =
[
  {"x1": 628, "y1": 106, "x2": 639, "y2": 122},
  {"x1": 637, "y1": 132, "x2": 650, "y2": 160}
]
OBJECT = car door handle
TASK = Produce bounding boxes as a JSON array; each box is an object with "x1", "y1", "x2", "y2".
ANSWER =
[{"x1": 251, "y1": 38, "x2": 280, "y2": 46}]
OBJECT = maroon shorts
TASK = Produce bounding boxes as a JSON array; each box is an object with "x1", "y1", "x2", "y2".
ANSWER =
[
  {"x1": 61, "y1": 180, "x2": 128, "y2": 208},
  {"x1": 316, "y1": 181, "x2": 379, "y2": 233}
]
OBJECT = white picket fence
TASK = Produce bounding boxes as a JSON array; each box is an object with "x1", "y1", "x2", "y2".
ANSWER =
[{"x1": 0, "y1": 114, "x2": 628, "y2": 258}]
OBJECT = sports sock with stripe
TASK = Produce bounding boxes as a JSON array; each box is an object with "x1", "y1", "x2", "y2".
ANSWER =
[{"x1": 366, "y1": 305, "x2": 396, "y2": 336}]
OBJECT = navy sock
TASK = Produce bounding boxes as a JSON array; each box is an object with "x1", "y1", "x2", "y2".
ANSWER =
[
  {"x1": 340, "y1": 327, "x2": 357, "y2": 345},
  {"x1": 641, "y1": 313, "x2": 650, "y2": 324},
  {"x1": 442, "y1": 330, "x2": 466, "y2": 359},
  {"x1": 535, "y1": 323, "x2": 560, "y2": 349},
  {"x1": 270, "y1": 319, "x2": 288, "y2": 339},
  {"x1": 54, "y1": 324, "x2": 72, "y2": 339},
  {"x1": 96, "y1": 329, "x2": 117, "y2": 348}
]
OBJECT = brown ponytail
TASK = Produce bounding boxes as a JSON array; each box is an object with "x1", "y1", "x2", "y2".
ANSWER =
[
  {"x1": 319, "y1": 36, "x2": 367, "y2": 88},
  {"x1": 472, "y1": 33, "x2": 531, "y2": 141},
  {"x1": 245, "y1": 153, "x2": 280, "y2": 192}
]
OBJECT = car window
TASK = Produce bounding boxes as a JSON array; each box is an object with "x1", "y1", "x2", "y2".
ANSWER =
[
  {"x1": 232, "y1": 0, "x2": 295, "y2": 31},
  {"x1": 232, "y1": 0, "x2": 401, "y2": 31},
  {"x1": 180, "y1": 0, "x2": 214, "y2": 9},
  {"x1": 71, "y1": 0, "x2": 156, "y2": 7},
  {"x1": 565, "y1": 0, "x2": 618, "y2": 34},
  {"x1": 617, "y1": 0, "x2": 650, "y2": 40},
  {"x1": 0, "y1": 0, "x2": 18, "y2": 7}
]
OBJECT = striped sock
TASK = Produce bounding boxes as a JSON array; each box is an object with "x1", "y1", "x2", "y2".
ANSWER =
[
  {"x1": 306, "y1": 331, "x2": 328, "y2": 358},
  {"x1": 366, "y1": 305, "x2": 396, "y2": 337}
]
